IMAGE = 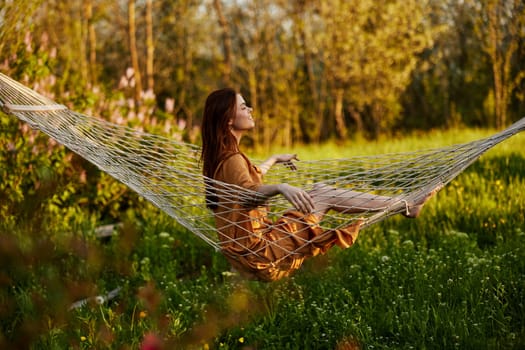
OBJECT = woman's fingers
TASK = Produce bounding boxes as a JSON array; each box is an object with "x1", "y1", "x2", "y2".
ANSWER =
[
  {"x1": 280, "y1": 184, "x2": 314, "y2": 213},
  {"x1": 293, "y1": 190, "x2": 314, "y2": 213},
  {"x1": 271, "y1": 154, "x2": 300, "y2": 171},
  {"x1": 284, "y1": 161, "x2": 297, "y2": 171},
  {"x1": 284, "y1": 154, "x2": 298, "y2": 171}
]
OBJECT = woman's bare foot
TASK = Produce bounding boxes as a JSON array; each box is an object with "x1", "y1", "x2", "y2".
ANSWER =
[{"x1": 404, "y1": 182, "x2": 443, "y2": 218}]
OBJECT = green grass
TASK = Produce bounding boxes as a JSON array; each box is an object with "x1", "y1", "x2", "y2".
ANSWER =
[{"x1": 1, "y1": 128, "x2": 525, "y2": 349}]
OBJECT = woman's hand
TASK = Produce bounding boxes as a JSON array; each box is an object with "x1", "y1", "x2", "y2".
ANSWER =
[
  {"x1": 272, "y1": 154, "x2": 298, "y2": 171},
  {"x1": 277, "y1": 183, "x2": 314, "y2": 213},
  {"x1": 260, "y1": 154, "x2": 299, "y2": 174}
]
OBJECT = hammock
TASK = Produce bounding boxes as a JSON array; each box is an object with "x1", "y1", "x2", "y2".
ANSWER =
[{"x1": 1, "y1": 72, "x2": 524, "y2": 265}]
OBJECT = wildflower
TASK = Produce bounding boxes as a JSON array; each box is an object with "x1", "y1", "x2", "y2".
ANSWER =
[
  {"x1": 222, "y1": 270, "x2": 237, "y2": 277},
  {"x1": 165, "y1": 98, "x2": 175, "y2": 113},
  {"x1": 80, "y1": 336, "x2": 87, "y2": 342},
  {"x1": 140, "y1": 311, "x2": 147, "y2": 319},
  {"x1": 118, "y1": 75, "x2": 129, "y2": 89},
  {"x1": 159, "y1": 232, "x2": 171, "y2": 239},
  {"x1": 126, "y1": 67, "x2": 134, "y2": 79},
  {"x1": 238, "y1": 337, "x2": 245, "y2": 343}
]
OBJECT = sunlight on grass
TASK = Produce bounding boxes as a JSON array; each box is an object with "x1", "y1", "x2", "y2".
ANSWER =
[
  {"x1": 251, "y1": 126, "x2": 524, "y2": 160},
  {"x1": 1, "y1": 127, "x2": 525, "y2": 349}
]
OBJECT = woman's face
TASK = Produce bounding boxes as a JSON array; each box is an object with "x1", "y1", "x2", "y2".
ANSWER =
[{"x1": 230, "y1": 94, "x2": 254, "y2": 131}]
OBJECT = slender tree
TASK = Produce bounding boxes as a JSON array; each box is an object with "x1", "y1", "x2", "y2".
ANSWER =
[
  {"x1": 84, "y1": 0, "x2": 97, "y2": 86},
  {"x1": 318, "y1": 0, "x2": 436, "y2": 138},
  {"x1": 0, "y1": 0, "x2": 43, "y2": 75},
  {"x1": 145, "y1": 0, "x2": 154, "y2": 93},
  {"x1": 213, "y1": 0, "x2": 233, "y2": 86},
  {"x1": 474, "y1": 0, "x2": 525, "y2": 127},
  {"x1": 286, "y1": 0, "x2": 326, "y2": 142},
  {"x1": 128, "y1": 0, "x2": 143, "y2": 104}
]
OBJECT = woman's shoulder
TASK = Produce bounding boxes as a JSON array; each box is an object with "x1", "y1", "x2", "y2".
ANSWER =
[
  {"x1": 214, "y1": 151, "x2": 249, "y2": 178},
  {"x1": 222, "y1": 151, "x2": 251, "y2": 166}
]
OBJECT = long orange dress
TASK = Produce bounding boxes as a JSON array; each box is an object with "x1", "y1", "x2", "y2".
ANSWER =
[{"x1": 213, "y1": 152, "x2": 362, "y2": 281}]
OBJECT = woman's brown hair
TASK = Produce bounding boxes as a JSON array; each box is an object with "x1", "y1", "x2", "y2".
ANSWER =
[{"x1": 200, "y1": 88, "x2": 239, "y2": 209}]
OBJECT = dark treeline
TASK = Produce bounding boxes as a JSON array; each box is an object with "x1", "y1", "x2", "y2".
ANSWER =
[{"x1": 0, "y1": 0, "x2": 524, "y2": 148}]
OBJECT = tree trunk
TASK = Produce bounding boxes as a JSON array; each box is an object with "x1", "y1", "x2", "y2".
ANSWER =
[
  {"x1": 488, "y1": 3, "x2": 504, "y2": 128},
  {"x1": 347, "y1": 105, "x2": 363, "y2": 134},
  {"x1": 483, "y1": 0, "x2": 524, "y2": 128},
  {"x1": 85, "y1": 0, "x2": 97, "y2": 86},
  {"x1": 300, "y1": 18, "x2": 322, "y2": 143},
  {"x1": 334, "y1": 88, "x2": 348, "y2": 139},
  {"x1": 145, "y1": 0, "x2": 154, "y2": 93},
  {"x1": 316, "y1": 73, "x2": 328, "y2": 142},
  {"x1": 80, "y1": 2, "x2": 88, "y2": 85},
  {"x1": 128, "y1": 0, "x2": 143, "y2": 105},
  {"x1": 213, "y1": 0, "x2": 233, "y2": 85}
]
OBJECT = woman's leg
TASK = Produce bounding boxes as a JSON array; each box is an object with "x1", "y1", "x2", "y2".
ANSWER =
[{"x1": 308, "y1": 183, "x2": 442, "y2": 219}]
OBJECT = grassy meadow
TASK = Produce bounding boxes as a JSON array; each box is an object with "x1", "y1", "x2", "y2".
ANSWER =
[{"x1": 1, "y1": 127, "x2": 525, "y2": 349}]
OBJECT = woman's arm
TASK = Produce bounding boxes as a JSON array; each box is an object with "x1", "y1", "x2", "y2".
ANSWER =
[
  {"x1": 222, "y1": 153, "x2": 310, "y2": 212},
  {"x1": 255, "y1": 183, "x2": 314, "y2": 213},
  {"x1": 259, "y1": 154, "x2": 298, "y2": 175}
]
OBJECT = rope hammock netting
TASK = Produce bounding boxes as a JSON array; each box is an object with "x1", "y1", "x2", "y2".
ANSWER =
[{"x1": 1, "y1": 72, "x2": 524, "y2": 281}]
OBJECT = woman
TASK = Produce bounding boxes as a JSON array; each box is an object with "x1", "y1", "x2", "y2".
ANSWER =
[{"x1": 201, "y1": 88, "x2": 438, "y2": 282}]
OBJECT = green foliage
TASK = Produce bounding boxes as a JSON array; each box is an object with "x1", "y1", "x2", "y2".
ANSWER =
[
  {"x1": 2, "y1": 1, "x2": 525, "y2": 347},
  {"x1": 1, "y1": 128, "x2": 524, "y2": 349},
  {"x1": 0, "y1": 0, "x2": 44, "y2": 60},
  {"x1": 318, "y1": 0, "x2": 435, "y2": 136},
  {"x1": 3, "y1": 0, "x2": 524, "y2": 148}
]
